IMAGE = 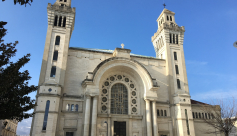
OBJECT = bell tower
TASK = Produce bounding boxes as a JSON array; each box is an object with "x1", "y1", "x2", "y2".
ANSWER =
[
  {"x1": 152, "y1": 8, "x2": 195, "y2": 136},
  {"x1": 30, "y1": 0, "x2": 75, "y2": 135}
]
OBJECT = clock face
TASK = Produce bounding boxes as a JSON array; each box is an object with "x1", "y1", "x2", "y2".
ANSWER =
[{"x1": 234, "y1": 41, "x2": 237, "y2": 48}]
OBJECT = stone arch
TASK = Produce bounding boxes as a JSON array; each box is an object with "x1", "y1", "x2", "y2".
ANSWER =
[{"x1": 92, "y1": 57, "x2": 155, "y2": 91}]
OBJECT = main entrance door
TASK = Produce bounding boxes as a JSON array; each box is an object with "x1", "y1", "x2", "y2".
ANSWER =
[{"x1": 114, "y1": 121, "x2": 126, "y2": 136}]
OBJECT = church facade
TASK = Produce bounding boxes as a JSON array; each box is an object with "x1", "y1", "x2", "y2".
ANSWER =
[{"x1": 30, "y1": 0, "x2": 220, "y2": 136}]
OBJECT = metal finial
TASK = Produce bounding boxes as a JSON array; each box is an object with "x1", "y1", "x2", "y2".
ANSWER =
[{"x1": 163, "y1": 3, "x2": 166, "y2": 8}]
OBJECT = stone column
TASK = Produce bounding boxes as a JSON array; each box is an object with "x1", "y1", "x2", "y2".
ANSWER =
[
  {"x1": 145, "y1": 99, "x2": 152, "y2": 136},
  {"x1": 152, "y1": 101, "x2": 158, "y2": 136},
  {"x1": 83, "y1": 95, "x2": 91, "y2": 136},
  {"x1": 91, "y1": 96, "x2": 98, "y2": 136}
]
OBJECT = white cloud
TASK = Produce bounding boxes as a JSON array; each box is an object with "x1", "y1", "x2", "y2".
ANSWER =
[
  {"x1": 192, "y1": 89, "x2": 237, "y2": 101},
  {"x1": 16, "y1": 117, "x2": 32, "y2": 135}
]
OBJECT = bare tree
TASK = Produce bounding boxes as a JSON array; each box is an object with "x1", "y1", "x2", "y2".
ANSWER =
[{"x1": 200, "y1": 98, "x2": 237, "y2": 136}]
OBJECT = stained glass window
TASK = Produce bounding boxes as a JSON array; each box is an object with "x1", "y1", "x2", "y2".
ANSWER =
[{"x1": 111, "y1": 83, "x2": 128, "y2": 114}]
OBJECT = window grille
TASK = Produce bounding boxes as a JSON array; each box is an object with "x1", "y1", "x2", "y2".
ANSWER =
[{"x1": 111, "y1": 83, "x2": 128, "y2": 114}]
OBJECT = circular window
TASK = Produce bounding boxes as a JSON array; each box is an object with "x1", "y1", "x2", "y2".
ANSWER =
[
  {"x1": 102, "y1": 89, "x2": 107, "y2": 94},
  {"x1": 110, "y1": 76, "x2": 115, "y2": 81},
  {"x1": 130, "y1": 84, "x2": 134, "y2": 88},
  {"x1": 102, "y1": 106, "x2": 107, "y2": 111},
  {"x1": 132, "y1": 91, "x2": 136, "y2": 96},
  {"x1": 117, "y1": 75, "x2": 122, "y2": 79},
  {"x1": 125, "y1": 78, "x2": 129, "y2": 82},
  {"x1": 132, "y1": 99, "x2": 136, "y2": 104},
  {"x1": 104, "y1": 81, "x2": 109, "y2": 86},
  {"x1": 48, "y1": 88, "x2": 52, "y2": 92},
  {"x1": 102, "y1": 97, "x2": 107, "y2": 102},
  {"x1": 183, "y1": 99, "x2": 186, "y2": 102},
  {"x1": 132, "y1": 107, "x2": 137, "y2": 112}
]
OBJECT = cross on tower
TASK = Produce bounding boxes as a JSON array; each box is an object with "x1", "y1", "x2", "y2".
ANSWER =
[
  {"x1": 121, "y1": 43, "x2": 125, "y2": 49},
  {"x1": 163, "y1": 3, "x2": 166, "y2": 8}
]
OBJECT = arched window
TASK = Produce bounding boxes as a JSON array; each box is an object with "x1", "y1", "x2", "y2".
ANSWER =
[
  {"x1": 175, "y1": 65, "x2": 179, "y2": 75},
  {"x1": 42, "y1": 100, "x2": 50, "y2": 130},
  {"x1": 50, "y1": 66, "x2": 56, "y2": 77},
  {"x1": 157, "y1": 110, "x2": 160, "y2": 116},
  {"x1": 167, "y1": 16, "x2": 169, "y2": 21},
  {"x1": 192, "y1": 112, "x2": 195, "y2": 118},
  {"x1": 66, "y1": 104, "x2": 70, "y2": 111},
  {"x1": 176, "y1": 34, "x2": 178, "y2": 44},
  {"x1": 54, "y1": 15, "x2": 58, "y2": 26},
  {"x1": 170, "y1": 16, "x2": 172, "y2": 21},
  {"x1": 161, "y1": 110, "x2": 163, "y2": 116},
  {"x1": 202, "y1": 113, "x2": 204, "y2": 119},
  {"x1": 185, "y1": 109, "x2": 190, "y2": 135},
  {"x1": 169, "y1": 33, "x2": 172, "y2": 43},
  {"x1": 63, "y1": 17, "x2": 66, "y2": 27},
  {"x1": 64, "y1": 0, "x2": 67, "y2": 2},
  {"x1": 195, "y1": 112, "x2": 198, "y2": 118},
  {"x1": 55, "y1": 36, "x2": 60, "y2": 45},
  {"x1": 208, "y1": 113, "x2": 211, "y2": 119},
  {"x1": 177, "y1": 79, "x2": 181, "y2": 89},
  {"x1": 53, "y1": 51, "x2": 58, "y2": 61},
  {"x1": 173, "y1": 34, "x2": 175, "y2": 44},
  {"x1": 58, "y1": 16, "x2": 62, "y2": 27},
  {"x1": 71, "y1": 104, "x2": 74, "y2": 111},
  {"x1": 111, "y1": 83, "x2": 128, "y2": 114},
  {"x1": 199, "y1": 113, "x2": 201, "y2": 118},
  {"x1": 205, "y1": 113, "x2": 207, "y2": 119},
  {"x1": 75, "y1": 104, "x2": 78, "y2": 111},
  {"x1": 173, "y1": 52, "x2": 177, "y2": 60},
  {"x1": 164, "y1": 110, "x2": 167, "y2": 116}
]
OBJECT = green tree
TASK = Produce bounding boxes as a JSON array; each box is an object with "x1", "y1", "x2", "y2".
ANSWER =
[
  {"x1": 2, "y1": 0, "x2": 33, "y2": 6},
  {"x1": 0, "y1": 21, "x2": 37, "y2": 122}
]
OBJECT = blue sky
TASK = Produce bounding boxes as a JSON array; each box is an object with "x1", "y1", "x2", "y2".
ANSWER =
[{"x1": 1, "y1": 0, "x2": 237, "y2": 135}]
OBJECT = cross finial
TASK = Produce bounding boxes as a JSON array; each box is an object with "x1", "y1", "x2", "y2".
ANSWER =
[
  {"x1": 163, "y1": 3, "x2": 166, "y2": 8},
  {"x1": 121, "y1": 43, "x2": 124, "y2": 49}
]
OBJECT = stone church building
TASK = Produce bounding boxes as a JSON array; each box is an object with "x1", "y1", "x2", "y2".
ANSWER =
[{"x1": 30, "y1": 0, "x2": 220, "y2": 136}]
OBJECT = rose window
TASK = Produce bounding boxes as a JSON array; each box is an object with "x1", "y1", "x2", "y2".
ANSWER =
[{"x1": 100, "y1": 74, "x2": 138, "y2": 114}]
